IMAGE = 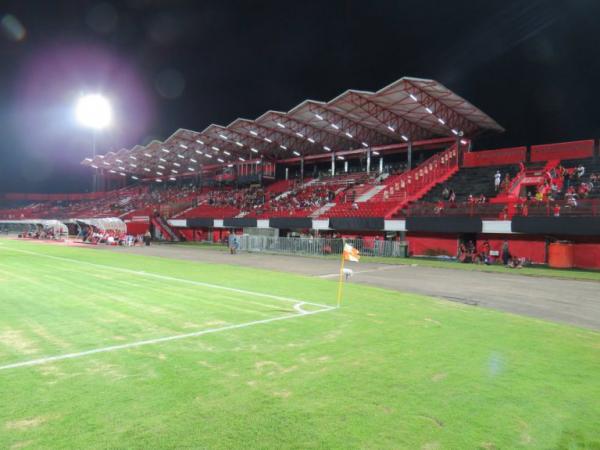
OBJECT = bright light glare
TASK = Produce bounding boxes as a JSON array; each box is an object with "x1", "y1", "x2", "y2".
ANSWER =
[{"x1": 75, "y1": 94, "x2": 112, "y2": 129}]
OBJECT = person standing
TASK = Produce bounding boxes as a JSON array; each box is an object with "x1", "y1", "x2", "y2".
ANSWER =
[
  {"x1": 494, "y1": 170, "x2": 501, "y2": 191},
  {"x1": 502, "y1": 240, "x2": 510, "y2": 266},
  {"x1": 228, "y1": 232, "x2": 236, "y2": 254}
]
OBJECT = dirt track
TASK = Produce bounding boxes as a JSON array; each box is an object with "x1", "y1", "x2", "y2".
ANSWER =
[{"x1": 99, "y1": 244, "x2": 600, "y2": 331}]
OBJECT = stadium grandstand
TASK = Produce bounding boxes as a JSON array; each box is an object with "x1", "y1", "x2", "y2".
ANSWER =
[
  {"x1": 3, "y1": 0, "x2": 600, "y2": 445},
  {"x1": 2, "y1": 77, "x2": 600, "y2": 269}
]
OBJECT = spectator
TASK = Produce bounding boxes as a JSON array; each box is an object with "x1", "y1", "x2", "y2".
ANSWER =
[
  {"x1": 494, "y1": 170, "x2": 501, "y2": 191},
  {"x1": 563, "y1": 170, "x2": 571, "y2": 191},
  {"x1": 553, "y1": 204, "x2": 561, "y2": 217},
  {"x1": 502, "y1": 240, "x2": 511, "y2": 266},
  {"x1": 480, "y1": 240, "x2": 491, "y2": 265},
  {"x1": 502, "y1": 173, "x2": 511, "y2": 192},
  {"x1": 442, "y1": 186, "x2": 450, "y2": 200}
]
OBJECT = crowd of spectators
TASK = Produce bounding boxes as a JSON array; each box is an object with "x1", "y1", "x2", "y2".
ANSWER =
[
  {"x1": 513, "y1": 163, "x2": 599, "y2": 217},
  {"x1": 80, "y1": 228, "x2": 152, "y2": 246}
]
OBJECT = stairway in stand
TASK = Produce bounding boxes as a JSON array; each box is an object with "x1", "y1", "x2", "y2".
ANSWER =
[{"x1": 152, "y1": 216, "x2": 181, "y2": 241}]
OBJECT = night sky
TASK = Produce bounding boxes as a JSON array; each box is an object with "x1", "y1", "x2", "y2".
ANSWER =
[{"x1": 1, "y1": 0, "x2": 599, "y2": 193}]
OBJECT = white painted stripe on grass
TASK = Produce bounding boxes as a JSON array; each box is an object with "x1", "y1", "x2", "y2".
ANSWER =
[
  {"x1": 0, "y1": 305, "x2": 333, "y2": 371},
  {"x1": 0, "y1": 246, "x2": 331, "y2": 309},
  {"x1": 293, "y1": 302, "x2": 308, "y2": 315}
]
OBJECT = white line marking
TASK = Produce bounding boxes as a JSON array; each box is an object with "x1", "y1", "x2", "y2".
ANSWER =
[
  {"x1": 0, "y1": 246, "x2": 331, "y2": 309},
  {"x1": 293, "y1": 302, "x2": 308, "y2": 315},
  {"x1": 0, "y1": 305, "x2": 333, "y2": 371}
]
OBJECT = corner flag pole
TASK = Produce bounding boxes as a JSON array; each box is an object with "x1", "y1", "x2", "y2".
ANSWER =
[{"x1": 336, "y1": 239, "x2": 345, "y2": 308}]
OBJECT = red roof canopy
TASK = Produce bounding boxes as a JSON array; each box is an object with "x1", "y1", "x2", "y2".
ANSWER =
[{"x1": 82, "y1": 76, "x2": 503, "y2": 177}]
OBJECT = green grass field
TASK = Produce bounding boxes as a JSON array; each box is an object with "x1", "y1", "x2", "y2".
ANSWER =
[
  {"x1": 0, "y1": 239, "x2": 599, "y2": 449},
  {"x1": 179, "y1": 242, "x2": 600, "y2": 282}
]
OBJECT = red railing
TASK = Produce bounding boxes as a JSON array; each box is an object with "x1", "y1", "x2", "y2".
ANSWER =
[
  {"x1": 516, "y1": 199, "x2": 600, "y2": 217},
  {"x1": 374, "y1": 144, "x2": 459, "y2": 204},
  {"x1": 404, "y1": 198, "x2": 600, "y2": 219},
  {"x1": 402, "y1": 201, "x2": 508, "y2": 219}
]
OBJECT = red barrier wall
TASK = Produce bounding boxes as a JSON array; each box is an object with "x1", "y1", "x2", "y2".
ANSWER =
[
  {"x1": 530, "y1": 140, "x2": 594, "y2": 162},
  {"x1": 406, "y1": 233, "x2": 458, "y2": 256},
  {"x1": 176, "y1": 228, "x2": 211, "y2": 241},
  {"x1": 572, "y1": 243, "x2": 600, "y2": 269},
  {"x1": 478, "y1": 234, "x2": 547, "y2": 264},
  {"x1": 125, "y1": 222, "x2": 149, "y2": 235},
  {"x1": 463, "y1": 147, "x2": 526, "y2": 168},
  {"x1": 407, "y1": 231, "x2": 600, "y2": 269}
]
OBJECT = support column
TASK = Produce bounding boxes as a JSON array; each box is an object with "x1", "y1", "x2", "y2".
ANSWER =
[
  {"x1": 366, "y1": 149, "x2": 371, "y2": 173},
  {"x1": 407, "y1": 141, "x2": 412, "y2": 171},
  {"x1": 379, "y1": 156, "x2": 384, "y2": 173},
  {"x1": 456, "y1": 136, "x2": 463, "y2": 166},
  {"x1": 300, "y1": 156, "x2": 304, "y2": 183},
  {"x1": 331, "y1": 153, "x2": 335, "y2": 176},
  {"x1": 91, "y1": 130, "x2": 97, "y2": 192}
]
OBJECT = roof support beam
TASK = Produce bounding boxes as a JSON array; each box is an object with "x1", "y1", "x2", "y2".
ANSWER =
[
  {"x1": 303, "y1": 102, "x2": 395, "y2": 147},
  {"x1": 204, "y1": 126, "x2": 273, "y2": 155},
  {"x1": 342, "y1": 91, "x2": 433, "y2": 141},
  {"x1": 229, "y1": 120, "x2": 319, "y2": 155},
  {"x1": 259, "y1": 112, "x2": 357, "y2": 153},
  {"x1": 403, "y1": 79, "x2": 480, "y2": 136}
]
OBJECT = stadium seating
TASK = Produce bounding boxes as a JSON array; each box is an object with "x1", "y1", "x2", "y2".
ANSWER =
[
  {"x1": 421, "y1": 165, "x2": 520, "y2": 203},
  {"x1": 2, "y1": 148, "x2": 598, "y2": 223}
]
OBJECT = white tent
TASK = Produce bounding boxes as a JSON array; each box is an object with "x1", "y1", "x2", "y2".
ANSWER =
[
  {"x1": 73, "y1": 217, "x2": 127, "y2": 233},
  {"x1": 0, "y1": 219, "x2": 69, "y2": 236}
]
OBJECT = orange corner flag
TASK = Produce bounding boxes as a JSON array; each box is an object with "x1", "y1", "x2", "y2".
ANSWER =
[{"x1": 343, "y1": 243, "x2": 360, "y2": 262}]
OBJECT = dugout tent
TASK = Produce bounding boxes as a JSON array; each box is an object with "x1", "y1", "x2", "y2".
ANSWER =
[
  {"x1": 73, "y1": 217, "x2": 127, "y2": 233},
  {"x1": 0, "y1": 219, "x2": 69, "y2": 236}
]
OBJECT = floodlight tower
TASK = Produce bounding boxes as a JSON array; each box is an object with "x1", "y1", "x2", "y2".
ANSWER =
[{"x1": 75, "y1": 94, "x2": 112, "y2": 191}]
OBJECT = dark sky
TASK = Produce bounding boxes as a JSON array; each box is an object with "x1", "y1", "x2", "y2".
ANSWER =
[{"x1": 1, "y1": 0, "x2": 599, "y2": 193}]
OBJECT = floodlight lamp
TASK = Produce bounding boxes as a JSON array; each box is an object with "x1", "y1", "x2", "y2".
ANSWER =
[{"x1": 75, "y1": 94, "x2": 112, "y2": 129}]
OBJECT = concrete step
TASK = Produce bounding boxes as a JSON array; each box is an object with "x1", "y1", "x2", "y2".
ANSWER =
[
  {"x1": 310, "y1": 202, "x2": 336, "y2": 218},
  {"x1": 357, "y1": 185, "x2": 386, "y2": 202}
]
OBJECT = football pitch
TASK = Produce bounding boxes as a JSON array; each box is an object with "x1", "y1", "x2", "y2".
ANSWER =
[{"x1": 0, "y1": 239, "x2": 599, "y2": 449}]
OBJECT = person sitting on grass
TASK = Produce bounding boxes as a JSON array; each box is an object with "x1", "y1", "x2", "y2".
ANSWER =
[{"x1": 508, "y1": 256, "x2": 524, "y2": 269}]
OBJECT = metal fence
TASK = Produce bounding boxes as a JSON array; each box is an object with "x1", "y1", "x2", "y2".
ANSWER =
[{"x1": 236, "y1": 235, "x2": 407, "y2": 258}]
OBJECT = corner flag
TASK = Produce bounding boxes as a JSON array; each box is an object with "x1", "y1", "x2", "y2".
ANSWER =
[
  {"x1": 343, "y1": 243, "x2": 360, "y2": 262},
  {"x1": 337, "y1": 242, "x2": 359, "y2": 307}
]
